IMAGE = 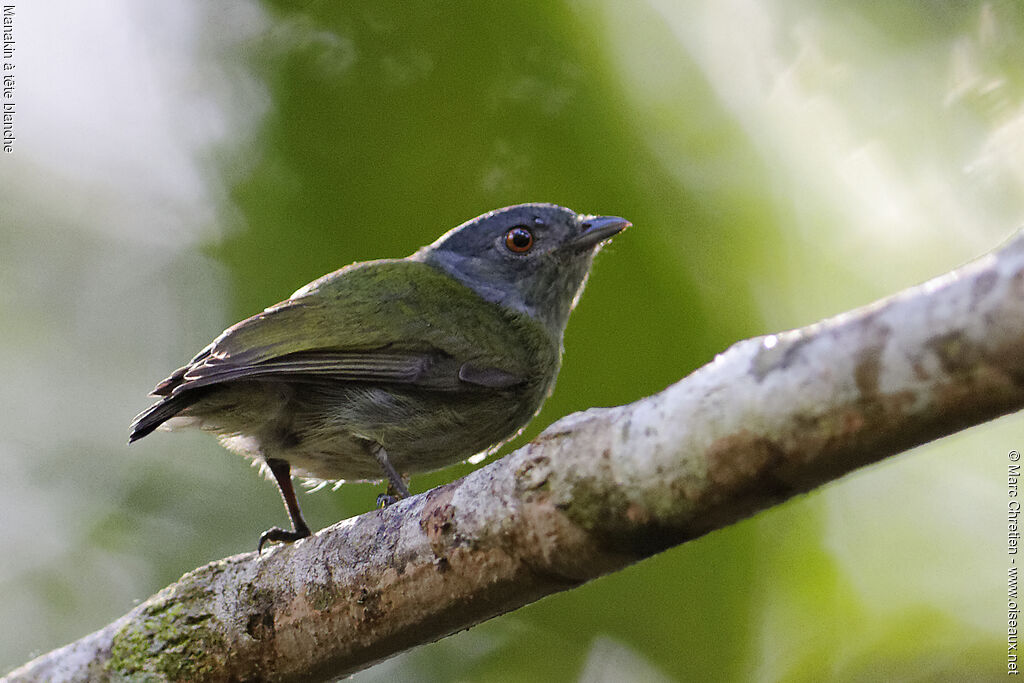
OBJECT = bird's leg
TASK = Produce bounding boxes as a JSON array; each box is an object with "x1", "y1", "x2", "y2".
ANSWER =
[
  {"x1": 258, "y1": 458, "x2": 312, "y2": 554},
  {"x1": 372, "y1": 444, "x2": 410, "y2": 508}
]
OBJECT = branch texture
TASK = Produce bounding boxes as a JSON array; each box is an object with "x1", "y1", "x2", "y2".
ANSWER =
[{"x1": 9, "y1": 232, "x2": 1024, "y2": 682}]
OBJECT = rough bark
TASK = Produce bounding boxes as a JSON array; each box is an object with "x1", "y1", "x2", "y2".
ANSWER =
[{"x1": 8, "y1": 231, "x2": 1024, "y2": 682}]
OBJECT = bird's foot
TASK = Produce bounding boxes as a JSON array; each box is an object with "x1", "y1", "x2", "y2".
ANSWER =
[
  {"x1": 376, "y1": 493, "x2": 399, "y2": 509},
  {"x1": 257, "y1": 526, "x2": 311, "y2": 555}
]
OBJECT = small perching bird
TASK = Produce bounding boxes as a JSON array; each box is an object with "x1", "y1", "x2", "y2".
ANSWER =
[{"x1": 130, "y1": 203, "x2": 628, "y2": 552}]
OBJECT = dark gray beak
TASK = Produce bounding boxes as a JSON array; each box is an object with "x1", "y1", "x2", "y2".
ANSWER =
[{"x1": 569, "y1": 215, "x2": 631, "y2": 251}]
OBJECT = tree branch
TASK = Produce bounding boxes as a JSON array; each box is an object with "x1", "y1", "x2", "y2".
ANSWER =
[{"x1": 9, "y1": 231, "x2": 1024, "y2": 682}]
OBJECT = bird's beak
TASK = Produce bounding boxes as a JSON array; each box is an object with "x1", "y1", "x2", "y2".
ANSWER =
[{"x1": 569, "y1": 215, "x2": 631, "y2": 251}]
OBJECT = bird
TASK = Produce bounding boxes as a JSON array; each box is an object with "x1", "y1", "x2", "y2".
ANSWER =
[{"x1": 129, "y1": 203, "x2": 628, "y2": 552}]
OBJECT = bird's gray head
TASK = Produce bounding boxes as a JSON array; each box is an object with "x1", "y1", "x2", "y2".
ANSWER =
[{"x1": 414, "y1": 203, "x2": 629, "y2": 338}]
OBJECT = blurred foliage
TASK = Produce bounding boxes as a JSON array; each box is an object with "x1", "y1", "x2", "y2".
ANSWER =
[
  {"x1": 219, "y1": 4, "x2": 767, "y2": 677},
  {"x1": 4, "y1": 0, "x2": 1024, "y2": 680}
]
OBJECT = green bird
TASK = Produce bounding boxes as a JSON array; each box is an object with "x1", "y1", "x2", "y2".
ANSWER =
[{"x1": 129, "y1": 203, "x2": 628, "y2": 552}]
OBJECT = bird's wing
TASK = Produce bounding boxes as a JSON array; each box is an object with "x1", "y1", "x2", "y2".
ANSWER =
[{"x1": 154, "y1": 259, "x2": 539, "y2": 397}]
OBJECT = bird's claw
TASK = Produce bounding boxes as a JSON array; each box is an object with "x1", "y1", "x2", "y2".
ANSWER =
[
  {"x1": 376, "y1": 493, "x2": 399, "y2": 509},
  {"x1": 257, "y1": 526, "x2": 311, "y2": 555}
]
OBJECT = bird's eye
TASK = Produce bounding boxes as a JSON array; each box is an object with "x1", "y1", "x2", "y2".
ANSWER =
[{"x1": 504, "y1": 226, "x2": 534, "y2": 253}]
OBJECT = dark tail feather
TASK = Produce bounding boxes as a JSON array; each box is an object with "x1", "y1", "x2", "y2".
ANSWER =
[{"x1": 128, "y1": 393, "x2": 201, "y2": 443}]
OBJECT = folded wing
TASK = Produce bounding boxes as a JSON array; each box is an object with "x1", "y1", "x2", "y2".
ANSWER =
[{"x1": 130, "y1": 260, "x2": 537, "y2": 442}]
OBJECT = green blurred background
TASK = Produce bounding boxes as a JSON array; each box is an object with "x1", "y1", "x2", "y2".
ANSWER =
[{"x1": 3, "y1": 0, "x2": 1023, "y2": 679}]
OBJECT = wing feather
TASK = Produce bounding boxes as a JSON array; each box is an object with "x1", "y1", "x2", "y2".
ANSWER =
[
  {"x1": 152, "y1": 260, "x2": 534, "y2": 398},
  {"x1": 175, "y1": 351, "x2": 429, "y2": 392}
]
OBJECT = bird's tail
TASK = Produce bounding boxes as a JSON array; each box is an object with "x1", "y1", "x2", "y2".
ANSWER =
[{"x1": 128, "y1": 393, "x2": 200, "y2": 443}]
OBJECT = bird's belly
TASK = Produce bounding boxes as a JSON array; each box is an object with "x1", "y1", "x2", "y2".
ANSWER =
[
  {"x1": 198, "y1": 380, "x2": 547, "y2": 482},
  {"x1": 286, "y1": 383, "x2": 544, "y2": 480}
]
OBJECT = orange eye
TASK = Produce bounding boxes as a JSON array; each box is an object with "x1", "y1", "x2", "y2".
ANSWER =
[{"x1": 505, "y1": 227, "x2": 534, "y2": 253}]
